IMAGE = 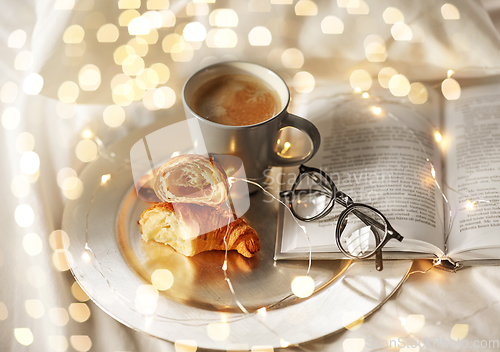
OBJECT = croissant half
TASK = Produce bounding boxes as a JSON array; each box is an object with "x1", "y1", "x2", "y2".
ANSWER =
[
  {"x1": 139, "y1": 202, "x2": 260, "y2": 258},
  {"x1": 154, "y1": 154, "x2": 229, "y2": 206}
]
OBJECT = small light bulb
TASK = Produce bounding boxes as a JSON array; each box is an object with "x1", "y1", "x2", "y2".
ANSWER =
[
  {"x1": 354, "y1": 87, "x2": 362, "y2": 93},
  {"x1": 257, "y1": 307, "x2": 267, "y2": 315},
  {"x1": 434, "y1": 131, "x2": 442, "y2": 143},
  {"x1": 372, "y1": 106, "x2": 382, "y2": 115},
  {"x1": 466, "y1": 200, "x2": 475, "y2": 210},
  {"x1": 82, "y1": 130, "x2": 92, "y2": 139},
  {"x1": 431, "y1": 166, "x2": 436, "y2": 179},
  {"x1": 101, "y1": 174, "x2": 111, "y2": 183},
  {"x1": 280, "y1": 338, "x2": 291, "y2": 348},
  {"x1": 362, "y1": 92, "x2": 369, "y2": 98},
  {"x1": 447, "y1": 69, "x2": 454, "y2": 78},
  {"x1": 82, "y1": 252, "x2": 91, "y2": 261}
]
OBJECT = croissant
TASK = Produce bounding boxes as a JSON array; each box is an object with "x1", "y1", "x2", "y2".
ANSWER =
[
  {"x1": 139, "y1": 202, "x2": 260, "y2": 258},
  {"x1": 154, "y1": 154, "x2": 229, "y2": 206}
]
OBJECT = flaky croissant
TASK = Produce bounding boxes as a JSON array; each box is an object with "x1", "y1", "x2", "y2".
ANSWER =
[
  {"x1": 139, "y1": 202, "x2": 260, "y2": 258},
  {"x1": 154, "y1": 154, "x2": 229, "y2": 206}
]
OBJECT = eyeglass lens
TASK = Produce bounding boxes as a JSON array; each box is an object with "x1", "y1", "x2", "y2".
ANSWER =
[
  {"x1": 291, "y1": 172, "x2": 334, "y2": 220},
  {"x1": 338, "y1": 205, "x2": 388, "y2": 259}
]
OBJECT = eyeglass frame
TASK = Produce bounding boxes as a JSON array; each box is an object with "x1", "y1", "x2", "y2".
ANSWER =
[{"x1": 280, "y1": 165, "x2": 404, "y2": 271}]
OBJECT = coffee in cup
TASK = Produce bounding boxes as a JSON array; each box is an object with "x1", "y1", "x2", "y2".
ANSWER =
[{"x1": 190, "y1": 73, "x2": 282, "y2": 126}]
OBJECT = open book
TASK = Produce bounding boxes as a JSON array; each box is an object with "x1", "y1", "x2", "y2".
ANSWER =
[{"x1": 275, "y1": 76, "x2": 500, "y2": 269}]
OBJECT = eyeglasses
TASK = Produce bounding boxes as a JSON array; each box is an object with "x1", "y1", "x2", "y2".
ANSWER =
[{"x1": 280, "y1": 165, "x2": 404, "y2": 271}]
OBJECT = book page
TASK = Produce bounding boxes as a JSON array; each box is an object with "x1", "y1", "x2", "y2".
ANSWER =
[
  {"x1": 444, "y1": 79, "x2": 500, "y2": 258},
  {"x1": 280, "y1": 88, "x2": 445, "y2": 256}
]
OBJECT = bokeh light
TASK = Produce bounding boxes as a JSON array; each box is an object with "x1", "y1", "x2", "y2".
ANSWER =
[
  {"x1": 63, "y1": 25, "x2": 85, "y2": 43},
  {"x1": 183, "y1": 22, "x2": 207, "y2": 41},
  {"x1": 23, "y1": 233, "x2": 43, "y2": 256},
  {"x1": 159, "y1": 10, "x2": 176, "y2": 27},
  {"x1": 321, "y1": 16, "x2": 344, "y2": 34},
  {"x1": 388, "y1": 74, "x2": 410, "y2": 96},
  {"x1": 1, "y1": 82, "x2": 18, "y2": 103},
  {"x1": 150, "y1": 63, "x2": 170, "y2": 84},
  {"x1": 248, "y1": 26, "x2": 272, "y2": 46},
  {"x1": 54, "y1": 0, "x2": 75, "y2": 10},
  {"x1": 295, "y1": 0, "x2": 318, "y2": 16},
  {"x1": 122, "y1": 55, "x2": 145, "y2": 76},
  {"x1": 119, "y1": 9, "x2": 140, "y2": 26},
  {"x1": 48, "y1": 336, "x2": 68, "y2": 352},
  {"x1": 0, "y1": 302, "x2": 7, "y2": 320},
  {"x1": 151, "y1": 269, "x2": 174, "y2": 290},
  {"x1": 174, "y1": 340, "x2": 197, "y2": 352},
  {"x1": 153, "y1": 87, "x2": 176, "y2": 108},
  {"x1": 16, "y1": 132, "x2": 35, "y2": 153},
  {"x1": 58, "y1": 81, "x2": 80, "y2": 103},
  {"x1": 96, "y1": 23, "x2": 119, "y2": 42},
  {"x1": 69, "y1": 303, "x2": 91, "y2": 323},
  {"x1": 128, "y1": 37, "x2": 149, "y2": 56},
  {"x1": 2, "y1": 107, "x2": 21, "y2": 130},
  {"x1": 114, "y1": 45, "x2": 136, "y2": 64},
  {"x1": 347, "y1": 0, "x2": 369, "y2": 15},
  {"x1": 79, "y1": 64, "x2": 101, "y2": 91},
  {"x1": 342, "y1": 338, "x2": 364, "y2": 352},
  {"x1": 441, "y1": 3, "x2": 460, "y2": 20},
  {"x1": 292, "y1": 71, "x2": 315, "y2": 93},
  {"x1": 49, "y1": 230, "x2": 70, "y2": 250},
  {"x1": 71, "y1": 282, "x2": 90, "y2": 302},
  {"x1": 143, "y1": 11, "x2": 163, "y2": 28},
  {"x1": 135, "y1": 285, "x2": 158, "y2": 314},
  {"x1": 62, "y1": 177, "x2": 84, "y2": 200},
  {"x1": 119, "y1": 0, "x2": 140, "y2": 9},
  {"x1": 103, "y1": 105, "x2": 126, "y2": 127},
  {"x1": 350, "y1": 69, "x2": 372, "y2": 91},
  {"x1": 147, "y1": 0, "x2": 169, "y2": 10},
  {"x1": 291, "y1": 275, "x2": 315, "y2": 298},
  {"x1": 378, "y1": 67, "x2": 398, "y2": 88},
  {"x1": 391, "y1": 22, "x2": 412, "y2": 41},
  {"x1": 70, "y1": 336, "x2": 92, "y2": 352},
  {"x1": 451, "y1": 323, "x2": 468, "y2": 340},
  {"x1": 25, "y1": 299, "x2": 44, "y2": 319},
  {"x1": 139, "y1": 28, "x2": 159, "y2": 44},
  {"x1": 52, "y1": 249, "x2": 73, "y2": 271},
  {"x1": 382, "y1": 7, "x2": 404, "y2": 24},
  {"x1": 408, "y1": 82, "x2": 428, "y2": 104},
  {"x1": 207, "y1": 322, "x2": 230, "y2": 341},
  {"x1": 210, "y1": 9, "x2": 239, "y2": 27},
  {"x1": 442, "y1": 78, "x2": 461, "y2": 100},
  {"x1": 11, "y1": 175, "x2": 30, "y2": 198},
  {"x1": 281, "y1": 48, "x2": 304, "y2": 68},
  {"x1": 15, "y1": 204, "x2": 34, "y2": 228},
  {"x1": 8, "y1": 29, "x2": 27, "y2": 48},
  {"x1": 206, "y1": 29, "x2": 238, "y2": 48},
  {"x1": 14, "y1": 51, "x2": 33, "y2": 71},
  {"x1": 49, "y1": 307, "x2": 70, "y2": 326},
  {"x1": 75, "y1": 139, "x2": 98, "y2": 163},
  {"x1": 20, "y1": 151, "x2": 40, "y2": 175},
  {"x1": 128, "y1": 17, "x2": 151, "y2": 35},
  {"x1": 403, "y1": 314, "x2": 425, "y2": 333},
  {"x1": 23, "y1": 73, "x2": 44, "y2": 95},
  {"x1": 14, "y1": 328, "x2": 34, "y2": 346}
]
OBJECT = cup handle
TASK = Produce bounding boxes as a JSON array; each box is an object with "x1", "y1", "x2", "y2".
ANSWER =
[{"x1": 270, "y1": 113, "x2": 321, "y2": 167}]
